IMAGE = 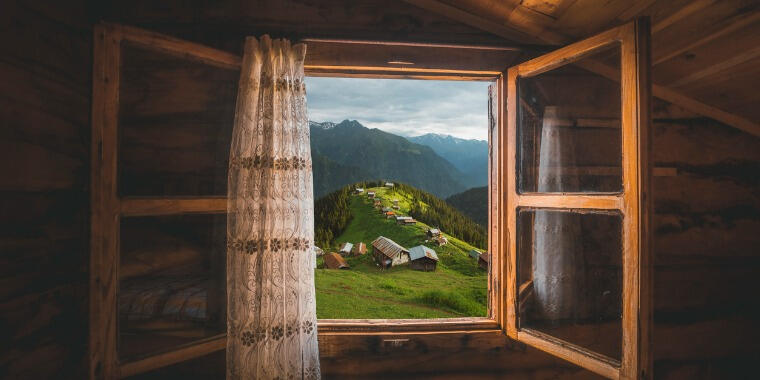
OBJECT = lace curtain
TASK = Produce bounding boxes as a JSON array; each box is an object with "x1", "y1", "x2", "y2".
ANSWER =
[
  {"x1": 532, "y1": 106, "x2": 586, "y2": 322},
  {"x1": 226, "y1": 36, "x2": 320, "y2": 379}
]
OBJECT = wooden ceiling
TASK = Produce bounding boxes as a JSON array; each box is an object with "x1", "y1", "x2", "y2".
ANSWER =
[
  {"x1": 403, "y1": 0, "x2": 760, "y2": 135},
  {"x1": 100, "y1": 0, "x2": 759, "y2": 136}
]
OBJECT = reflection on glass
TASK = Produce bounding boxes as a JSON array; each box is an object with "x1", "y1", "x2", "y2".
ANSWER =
[
  {"x1": 517, "y1": 209, "x2": 622, "y2": 361},
  {"x1": 518, "y1": 43, "x2": 622, "y2": 193},
  {"x1": 118, "y1": 42, "x2": 239, "y2": 196},
  {"x1": 119, "y1": 214, "x2": 226, "y2": 359}
]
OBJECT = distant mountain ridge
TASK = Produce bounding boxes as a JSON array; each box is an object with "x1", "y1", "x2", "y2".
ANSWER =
[
  {"x1": 407, "y1": 133, "x2": 488, "y2": 186},
  {"x1": 310, "y1": 120, "x2": 466, "y2": 198}
]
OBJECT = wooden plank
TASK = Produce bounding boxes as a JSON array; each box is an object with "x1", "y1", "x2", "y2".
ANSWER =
[
  {"x1": 667, "y1": 44, "x2": 760, "y2": 88},
  {"x1": 401, "y1": 0, "x2": 550, "y2": 45},
  {"x1": 516, "y1": 26, "x2": 622, "y2": 78},
  {"x1": 120, "y1": 197, "x2": 226, "y2": 216},
  {"x1": 304, "y1": 39, "x2": 521, "y2": 73},
  {"x1": 651, "y1": 0, "x2": 714, "y2": 34},
  {"x1": 305, "y1": 65, "x2": 500, "y2": 81},
  {"x1": 487, "y1": 82, "x2": 499, "y2": 321},
  {"x1": 504, "y1": 67, "x2": 518, "y2": 339},
  {"x1": 105, "y1": 22, "x2": 240, "y2": 69},
  {"x1": 653, "y1": 11, "x2": 760, "y2": 65},
  {"x1": 305, "y1": 71, "x2": 496, "y2": 81},
  {"x1": 518, "y1": 329, "x2": 620, "y2": 379},
  {"x1": 89, "y1": 24, "x2": 121, "y2": 380},
  {"x1": 623, "y1": 17, "x2": 653, "y2": 380},
  {"x1": 318, "y1": 317, "x2": 498, "y2": 333},
  {"x1": 119, "y1": 335, "x2": 226, "y2": 378},
  {"x1": 575, "y1": 60, "x2": 760, "y2": 137},
  {"x1": 517, "y1": 194, "x2": 623, "y2": 210}
]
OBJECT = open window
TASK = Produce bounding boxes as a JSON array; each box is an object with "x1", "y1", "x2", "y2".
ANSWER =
[
  {"x1": 498, "y1": 19, "x2": 653, "y2": 379},
  {"x1": 90, "y1": 19, "x2": 651, "y2": 379}
]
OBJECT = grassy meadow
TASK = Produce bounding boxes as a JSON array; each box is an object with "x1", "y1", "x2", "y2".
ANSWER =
[{"x1": 314, "y1": 186, "x2": 488, "y2": 319}]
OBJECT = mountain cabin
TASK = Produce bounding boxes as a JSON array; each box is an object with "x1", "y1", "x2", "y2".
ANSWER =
[
  {"x1": 3, "y1": 0, "x2": 759, "y2": 379},
  {"x1": 324, "y1": 253, "x2": 350, "y2": 270},
  {"x1": 408, "y1": 245, "x2": 439, "y2": 272},
  {"x1": 372, "y1": 236, "x2": 410, "y2": 269},
  {"x1": 352, "y1": 242, "x2": 367, "y2": 256}
]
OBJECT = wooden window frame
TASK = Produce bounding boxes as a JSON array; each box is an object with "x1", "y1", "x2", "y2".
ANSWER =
[
  {"x1": 501, "y1": 19, "x2": 653, "y2": 380},
  {"x1": 90, "y1": 19, "x2": 653, "y2": 380},
  {"x1": 89, "y1": 22, "x2": 511, "y2": 379}
]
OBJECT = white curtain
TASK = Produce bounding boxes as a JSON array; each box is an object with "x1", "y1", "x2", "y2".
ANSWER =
[
  {"x1": 226, "y1": 36, "x2": 320, "y2": 379},
  {"x1": 532, "y1": 106, "x2": 586, "y2": 323}
]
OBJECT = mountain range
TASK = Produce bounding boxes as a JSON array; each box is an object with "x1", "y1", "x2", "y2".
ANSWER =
[
  {"x1": 407, "y1": 133, "x2": 487, "y2": 186},
  {"x1": 310, "y1": 120, "x2": 487, "y2": 199}
]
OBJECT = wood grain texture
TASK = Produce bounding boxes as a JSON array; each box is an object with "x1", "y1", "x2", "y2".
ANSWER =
[
  {"x1": 120, "y1": 197, "x2": 226, "y2": 216},
  {"x1": 89, "y1": 24, "x2": 122, "y2": 380}
]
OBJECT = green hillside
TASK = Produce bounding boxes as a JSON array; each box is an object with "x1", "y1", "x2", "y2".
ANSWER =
[{"x1": 314, "y1": 184, "x2": 488, "y2": 319}]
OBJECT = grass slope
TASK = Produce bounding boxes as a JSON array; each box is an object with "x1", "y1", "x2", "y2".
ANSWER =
[{"x1": 315, "y1": 186, "x2": 487, "y2": 319}]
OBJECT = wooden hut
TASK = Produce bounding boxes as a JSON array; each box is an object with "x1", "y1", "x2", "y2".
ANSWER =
[
  {"x1": 367, "y1": 191, "x2": 375, "y2": 199},
  {"x1": 427, "y1": 228, "x2": 441, "y2": 238},
  {"x1": 352, "y1": 242, "x2": 367, "y2": 256},
  {"x1": 408, "y1": 245, "x2": 439, "y2": 272},
  {"x1": 468, "y1": 249, "x2": 481, "y2": 259},
  {"x1": 6, "y1": 1, "x2": 760, "y2": 379},
  {"x1": 433, "y1": 235, "x2": 448, "y2": 246},
  {"x1": 372, "y1": 236, "x2": 409, "y2": 269},
  {"x1": 478, "y1": 252, "x2": 490, "y2": 271},
  {"x1": 324, "y1": 253, "x2": 350, "y2": 270}
]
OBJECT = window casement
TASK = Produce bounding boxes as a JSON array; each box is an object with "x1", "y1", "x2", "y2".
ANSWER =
[
  {"x1": 498, "y1": 18, "x2": 653, "y2": 379},
  {"x1": 90, "y1": 19, "x2": 651, "y2": 379}
]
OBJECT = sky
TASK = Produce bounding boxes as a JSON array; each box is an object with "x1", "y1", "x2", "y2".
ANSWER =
[{"x1": 305, "y1": 77, "x2": 491, "y2": 141}]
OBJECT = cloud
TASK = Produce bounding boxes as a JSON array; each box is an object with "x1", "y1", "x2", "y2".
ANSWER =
[{"x1": 305, "y1": 77, "x2": 491, "y2": 141}]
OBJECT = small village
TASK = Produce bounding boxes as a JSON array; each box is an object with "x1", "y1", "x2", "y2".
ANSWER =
[{"x1": 315, "y1": 182, "x2": 489, "y2": 273}]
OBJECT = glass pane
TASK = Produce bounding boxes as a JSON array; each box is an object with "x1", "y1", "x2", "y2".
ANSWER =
[
  {"x1": 517, "y1": 43, "x2": 622, "y2": 193},
  {"x1": 118, "y1": 42, "x2": 238, "y2": 196},
  {"x1": 517, "y1": 209, "x2": 622, "y2": 361},
  {"x1": 119, "y1": 214, "x2": 226, "y2": 359}
]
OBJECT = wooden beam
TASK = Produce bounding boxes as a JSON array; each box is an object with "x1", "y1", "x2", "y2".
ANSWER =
[
  {"x1": 120, "y1": 197, "x2": 227, "y2": 216},
  {"x1": 119, "y1": 335, "x2": 226, "y2": 378},
  {"x1": 653, "y1": 11, "x2": 760, "y2": 65},
  {"x1": 401, "y1": 0, "x2": 550, "y2": 45},
  {"x1": 517, "y1": 194, "x2": 622, "y2": 210},
  {"x1": 577, "y1": 60, "x2": 760, "y2": 137},
  {"x1": 651, "y1": 0, "x2": 715, "y2": 34},
  {"x1": 518, "y1": 329, "x2": 621, "y2": 379},
  {"x1": 667, "y1": 45, "x2": 760, "y2": 87},
  {"x1": 410, "y1": 1, "x2": 759, "y2": 136}
]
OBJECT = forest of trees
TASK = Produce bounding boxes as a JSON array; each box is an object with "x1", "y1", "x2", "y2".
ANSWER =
[
  {"x1": 399, "y1": 183, "x2": 487, "y2": 249},
  {"x1": 314, "y1": 181, "x2": 486, "y2": 250},
  {"x1": 313, "y1": 180, "x2": 384, "y2": 249}
]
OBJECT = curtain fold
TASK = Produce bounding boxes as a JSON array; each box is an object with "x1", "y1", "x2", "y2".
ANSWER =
[
  {"x1": 226, "y1": 35, "x2": 320, "y2": 380},
  {"x1": 532, "y1": 106, "x2": 586, "y2": 324}
]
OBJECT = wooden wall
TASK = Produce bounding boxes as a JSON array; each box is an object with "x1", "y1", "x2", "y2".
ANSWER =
[
  {"x1": 0, "y1": 0, "x2": 758, "y2": 378},
  {"x1": 0, "y1": 0, "x2": 92, "y2": 378}
]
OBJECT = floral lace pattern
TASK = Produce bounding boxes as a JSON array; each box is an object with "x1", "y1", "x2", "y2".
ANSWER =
[{"x1": 227, "y1": 35, "x2": 320, "y2": 380}]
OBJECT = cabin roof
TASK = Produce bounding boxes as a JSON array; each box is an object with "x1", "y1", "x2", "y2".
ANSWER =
[
  {"x1": 409, "y1": 245, "x2": 439, "y2": 262},
  {"x1": 324, "y1": 252, "x2": 349, "y2": 269},
  {"x1": 372, "y1": 236, "x2": 408, "y2": 258},
  {"x1": 339, "y1": 242, "x2": 353, "y2": 252}
]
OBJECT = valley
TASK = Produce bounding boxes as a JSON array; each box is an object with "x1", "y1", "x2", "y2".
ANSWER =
[{"x1": 314, "y1": 184, "x2": 488, "y2": 319}]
